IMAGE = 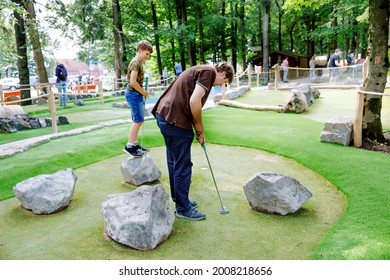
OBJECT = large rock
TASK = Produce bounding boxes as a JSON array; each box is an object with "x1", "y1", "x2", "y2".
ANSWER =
[
  {"x1": 13, "y1": 168, "x2": 77, "y2": 214},
  {"x1": 283, "y1": 90, "x2": 308, "y2": 113},
  {"x1": 320, "y1": 115, "x2": 353, "y2": 146},
  {"x1": 0, "y1": 118, "x2": 17, "y2": 133},
  {"x1": 0, "y1": 105, "x2": 25, "y2": 118},
  {"x1": 243, "y1": 172, "x2": 313, "y2": 215},
  {"x1": 293, "y1": 84, "x2": 320, "y2": 105},
  {"x1": 121, "y1": 154, "x2": 161, "y2": 186},
  {"x1": 101, "y1": 184, "x2": 174, "y2": 250}
]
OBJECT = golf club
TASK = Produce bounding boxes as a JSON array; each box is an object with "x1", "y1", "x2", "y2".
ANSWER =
[
  {"x1": 201, "y1": 142, "x2": 229, "y2": 214},
  {"x1": 141, "y1": 99, "x2": 145, "y2": 146}
]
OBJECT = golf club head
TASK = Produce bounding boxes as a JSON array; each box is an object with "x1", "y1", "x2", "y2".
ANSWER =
[{"x1": 219, "y1": 207, "x2": 229, "y2": 214}]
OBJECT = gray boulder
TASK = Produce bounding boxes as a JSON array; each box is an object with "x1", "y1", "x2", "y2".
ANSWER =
[
  {"x1": 283, "y1": 90, "x2": 308, "y2": 113},
  {"x1": 121, "y1": 154, "x2": 161, "y2": 186},
  {"x1": 101, "y1": 184, "x2": 174, "y2": 250},
  {"x1": 293, "y1": 84, "x2": 320, "y2": 105},
  {"x1": 0, "y1": 105, "x2": 25, "y2": 118},
  {"x1": 320, "y1": 115, "x2": 353, "y2": 146},
  {"x1": 243, "y1": 172, "x2": 313, "y2": 215},
  {"x1": 13, "y1": 168, "x2": 77, "y2": 214}
]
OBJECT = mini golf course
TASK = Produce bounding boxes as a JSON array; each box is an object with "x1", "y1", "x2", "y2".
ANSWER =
[{"x1": 0, "y1": 87, "x2": 389, "y2": 260}]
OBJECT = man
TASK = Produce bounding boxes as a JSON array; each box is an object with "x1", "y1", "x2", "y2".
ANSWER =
[
  {"x1": 152, "y1": 62, "x2": 234, "y2": 221},
  {"x1": 328, "y1": 49, "x2": 341, "y2": 82},
  {"x1": 174, "y1": 62, "x2": 183, "y2": 78},
  {"x1": 55, "y1": 64, "x2": 68, "y2": 106}
]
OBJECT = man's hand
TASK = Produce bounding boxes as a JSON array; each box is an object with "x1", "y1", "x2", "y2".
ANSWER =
[{"x1": 196, "y1": 131, "x2": 205, "y2": 144}]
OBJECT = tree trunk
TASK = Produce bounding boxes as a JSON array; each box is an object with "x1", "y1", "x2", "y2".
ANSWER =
[
  {"x1": 275, "y1": 0, "x2": 283, "y2": 51},
  {"x1": 361, "y1": 0, "x2": 389, "y2": 141},
  {"x1": 239, "y1": 0, "x2": 246, "y2": 69},
  {"x1": 151, "y1": 1, "x2": 163, "y2": 81},
  {"x1": 13, "y1": 9, "x2": 31, "y2": 105},
  {"x1": 23, "y1": 0, "x2": 48, "y2": 91},
  {"x1": 231, "y1": 3, "x2": 238, "y2": 72},
  {"x1": 197, "y1": 5, "x2": 205, "y2": 64},
  {"x1": 262, "y1": 0, "x2": 270, "y2": 85},
  {"x1": 221, "y1": 1, "x2": 227, "y2": 61},
  {"x1": 175, "y1": 0, "x2": 186, "y2": 71},
  {"x1": 112, "y1": 0, "x2": 122, "y2": 89},
  {"x1": 166, "y1": 6, "x2": 176, "y2": 69},
  {"x1": 117, "y1": 2, "x2": 128, "y2": 76}
]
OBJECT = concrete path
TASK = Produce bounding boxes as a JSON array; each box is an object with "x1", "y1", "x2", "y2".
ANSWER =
[{"x1": 0, "y1": 119, "x2": 131, "y2": 158}]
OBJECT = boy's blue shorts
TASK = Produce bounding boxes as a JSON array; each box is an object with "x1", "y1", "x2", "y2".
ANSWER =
[{"x1": 125, "y1": 89, "x2": 145, "y2": 123}]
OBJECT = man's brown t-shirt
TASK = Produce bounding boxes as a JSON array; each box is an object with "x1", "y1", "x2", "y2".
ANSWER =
[{"x1": 152, "y1": 65, "x2": 216, "y2": 131}]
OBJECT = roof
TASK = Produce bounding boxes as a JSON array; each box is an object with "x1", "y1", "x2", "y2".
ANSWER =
[{"x1": 55, "y1": 59, "x2": 101, "y2": 77}]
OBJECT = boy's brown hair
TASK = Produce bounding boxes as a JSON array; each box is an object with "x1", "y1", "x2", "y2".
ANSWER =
[
  {"x1": 137, "y1": 40, "x2": 153, "y2": 53},
  {"x1": 214, "y1": 62, "x2": 235, "y2": 84}
]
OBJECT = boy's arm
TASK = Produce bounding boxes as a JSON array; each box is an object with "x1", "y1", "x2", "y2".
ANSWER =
[
  {"x1": 130, "y1": 71, "x2": 148, "y2": 97},
  {"x1": 190, "y1": 84, "x2": 207, "y2": 143}
]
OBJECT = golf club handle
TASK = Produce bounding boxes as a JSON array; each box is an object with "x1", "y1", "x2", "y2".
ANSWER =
[{"x1": 201, "y1": 141, "x2": 206, "y2": 151}]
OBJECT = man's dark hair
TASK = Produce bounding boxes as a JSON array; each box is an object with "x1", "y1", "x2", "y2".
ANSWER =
[{"x1": 214, "y1": 62, "x2": 235, "y2": 84}]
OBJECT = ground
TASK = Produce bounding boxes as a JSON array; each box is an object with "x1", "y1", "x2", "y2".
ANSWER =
[{"x1": 361, "y1": 131, "x2": 390, "y2": 154}]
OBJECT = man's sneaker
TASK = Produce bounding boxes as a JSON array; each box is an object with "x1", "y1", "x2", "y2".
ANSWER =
[
  {"x1": 123, "y1": 145, "x2": 143, "y2": 158},
  {"x1": 135, "y1": 144, "x2": 150, "y2": 153},
  {"x1": 176, "y1": 206, "x2": 206, "y2": 221},
  {"x1": 191, "y1": 201, "x2": 198, "y2": 208}
]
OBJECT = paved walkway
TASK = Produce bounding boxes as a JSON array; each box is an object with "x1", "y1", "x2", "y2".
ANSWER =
[
  {"x1": 0, "y1": 119, "x2": 131, "y2": 158},
  {"x1": 0, "y1": 100, "x2": 217, "y2": 159}
]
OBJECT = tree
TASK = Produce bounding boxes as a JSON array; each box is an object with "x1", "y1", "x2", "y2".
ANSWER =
[
  {"x1": 13, "y1": 8, "x2": 31, "y2": 105},
  {"x1": 112, "y1": 0, "x2": 123, "y2": 89},
  {"x1": 262, "y1": 0, "x2": 270, "y2": 85},
  {"x1": 22, "y1": 0, "x2": 49, "y2": 91},
  {"x1": 361, "y1": 0, "x2": 389, "y2": 141}
]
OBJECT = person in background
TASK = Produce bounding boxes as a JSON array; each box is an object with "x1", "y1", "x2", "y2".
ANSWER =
[
  {"x1": 174, "y1": 62, "x2": 183, "y2": 78},
  {"x1": 346, "y1": 50, "x2": 356, "y2": 76},
  {"x1": 152, "y1": 62, "x2": 234, "y2": 221},
  {"x1": 309, "y1": 56, "x2": 316, "y2": 80},
  {"x1": 282, "y1": 57, "x2": 289, "y2": 83},
  {"x1": 55, "y1": 63, "x2": 68, "y2": 106},
  {"x1": 328, "y1": 48, "x2": 341, "y2": 82},
  {"x1": 123, "y1": 40, "x2": 154, "y2": 158},
  {"x1": 162, "y1": 67, "x2": 168, "y2": 87}
]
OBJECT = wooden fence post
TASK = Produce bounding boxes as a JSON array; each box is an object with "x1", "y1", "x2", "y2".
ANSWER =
[
  {"x1": 99, "y1": 80, "x2": 104, "y2": 104},
  {"x1": 0, "y1": 85, "x2": 4, "y2": 105},
  {"x1": 362, "y1": 60, "x2": 368, "y2": 82},
  {"x1": 47, "y1": 85, "x2": 58, "y2": 134},
  {"x1": 255, "y1": 65, "x2": 262, "y2": 87},
  {"x1": 274, "y1": 64, "x2": 279, "y2": 90},
  {"x1": 247, "y1": 64, "x2": 252, "y2": 90},
  {"x1": 353, "y1": 90, "x2": 364, "y2": 147}
]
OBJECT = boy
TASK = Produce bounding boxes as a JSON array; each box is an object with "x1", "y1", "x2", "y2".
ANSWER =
[
  {"x1": 152, "y1": 62, "x2": 234, "y2": 220},
  {"x1": 123, "y1": 40, "x2": 153, "y2": 157}
]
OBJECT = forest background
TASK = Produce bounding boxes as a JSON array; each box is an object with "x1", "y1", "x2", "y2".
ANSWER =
[
  {"x1": 1, "y1": 0, "x2": 389, "y2": 141},
  {"x1": 0, "y1": 0, "x2": 375, "y2": 84}
]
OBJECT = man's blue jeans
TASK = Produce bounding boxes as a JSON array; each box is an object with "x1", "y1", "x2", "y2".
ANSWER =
[
  {"x1": 156, "y1": 113, "x2": 194, "y2": 212},
  {"x1": 57, "y1": 81, "x2": 67, "y2": 105}
]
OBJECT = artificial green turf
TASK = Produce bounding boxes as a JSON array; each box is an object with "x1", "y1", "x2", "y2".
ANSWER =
[
  {"x1": 1, "y1": 88, "x2": 389, "y2": 260},
  {"x1": 0, "y1": 144, "x2": 345, "y2": 260}
]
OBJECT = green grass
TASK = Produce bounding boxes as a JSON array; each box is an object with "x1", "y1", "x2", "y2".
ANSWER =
[{"x1": 0, "y1": 88, "x2": 389, "y2": 260}]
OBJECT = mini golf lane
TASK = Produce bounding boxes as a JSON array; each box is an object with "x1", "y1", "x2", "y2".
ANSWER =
[{"x1": 0, "y1": 144, "x2": 346, "y2": 260}]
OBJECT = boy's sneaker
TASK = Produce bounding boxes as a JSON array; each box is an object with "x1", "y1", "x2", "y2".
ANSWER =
[
  {"x1": 123, "y1": 145, "x2": 143, "y2": 158},
  {"x1": 135, "y1": 144, "x2": 150, "y2": 153},
  {"x1": 176, "y1": 206, "x2": 206, "y2": 221}
]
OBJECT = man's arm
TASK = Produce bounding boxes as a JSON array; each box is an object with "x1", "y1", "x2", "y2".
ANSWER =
[{"x1": 190, "y1": 84, "x2": 207, "y2": 143}]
